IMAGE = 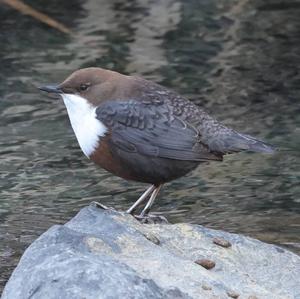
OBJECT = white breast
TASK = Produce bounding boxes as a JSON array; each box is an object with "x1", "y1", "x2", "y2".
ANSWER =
[{"x1": 61, "y1": 94, "x2": 107, "y2": 157}]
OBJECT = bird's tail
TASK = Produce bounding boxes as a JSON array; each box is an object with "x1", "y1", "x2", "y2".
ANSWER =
[
  {"x1": 226, "y1": 131, "x2": 275, "y2": 154},
  {"x1": 209, "y1": 129, "x2": 275, "y2": 154}
]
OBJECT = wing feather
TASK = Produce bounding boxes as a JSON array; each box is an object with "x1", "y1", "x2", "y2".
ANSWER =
[{"x1": 96, "y1": 100, "x2": 222, "y2": 162}]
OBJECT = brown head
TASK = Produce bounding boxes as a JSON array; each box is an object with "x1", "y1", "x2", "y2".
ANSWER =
[{"x1": 39, "y1": 67, "x2": 133, "y2": 106}]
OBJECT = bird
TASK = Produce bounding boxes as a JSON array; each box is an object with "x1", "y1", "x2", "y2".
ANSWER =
[{"x1": 39, "y1": 67, "x2": 274, "y2": 219}]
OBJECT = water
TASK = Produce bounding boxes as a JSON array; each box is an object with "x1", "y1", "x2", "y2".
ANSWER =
[{"x1": 0, "y1": 0, "x2": 299, "y2": 291}]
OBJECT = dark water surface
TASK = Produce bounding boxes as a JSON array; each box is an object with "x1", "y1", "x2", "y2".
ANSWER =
[{"x1": 0, "y1": 0, "x2": 299, "y2": 291}]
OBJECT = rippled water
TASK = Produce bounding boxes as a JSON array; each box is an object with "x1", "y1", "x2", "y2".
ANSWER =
[{"x1": 0, "y1": 0, "x2": 299, "y2": 291}]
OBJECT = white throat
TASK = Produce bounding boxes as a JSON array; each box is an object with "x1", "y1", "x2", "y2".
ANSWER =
[{"x1": 61, "y1": 94, "x2": 107, "y2": 157}]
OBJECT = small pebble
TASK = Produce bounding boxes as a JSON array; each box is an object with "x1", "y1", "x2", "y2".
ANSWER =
[
  {"x1": 213, "y1": 237, "x2": 232, "y2": 248},
  {"x1": 195, "y1": 259, "x2": 216, "y2": 270},
  {"x1": 202, "y1": 283, "x2": 212, "y2": 291},
  {"x1": 143, "y1": 233, "x2": 160, "y2": 245},
  {"x1": 227, "y1": 290, "x2": 239, "y2": 298},
  {"x1": 248, "y1": 296, "x2": 258, "y2": 299}
]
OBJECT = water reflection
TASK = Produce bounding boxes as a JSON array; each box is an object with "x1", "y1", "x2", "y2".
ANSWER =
[{"x1": 0, "y1": 0, "x2": 299, "y2": 291}]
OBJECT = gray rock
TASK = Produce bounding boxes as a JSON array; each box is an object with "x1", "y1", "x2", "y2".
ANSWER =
[{"x1": 2, "y1": 204, "x2": 300, "y2": 299}]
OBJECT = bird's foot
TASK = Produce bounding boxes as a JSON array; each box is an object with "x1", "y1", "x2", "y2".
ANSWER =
[
  {"x1": 133, "y1": 213, "x2": 168, "y2": 224},
  {"x1": 91, "y1": 201, "x2": 116, "y2": 212}
]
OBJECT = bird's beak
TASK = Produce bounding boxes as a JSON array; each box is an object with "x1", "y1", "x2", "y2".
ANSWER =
[{"x1": 38, "y1": 84, "x2": 62, "y2": 94}]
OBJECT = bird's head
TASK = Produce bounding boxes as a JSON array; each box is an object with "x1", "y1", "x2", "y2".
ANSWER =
[{"x1": 39, "y1": 67, "x2": 128, "y2": 107}]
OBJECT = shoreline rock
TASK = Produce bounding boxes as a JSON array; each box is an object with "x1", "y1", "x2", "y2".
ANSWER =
[{"x1": 2, "y1": 203, "x2": 300, "y2": 299}]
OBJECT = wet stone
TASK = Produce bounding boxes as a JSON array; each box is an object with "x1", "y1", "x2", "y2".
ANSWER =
[{"x1": 2, "y1": 205, "x2": 300, "y2": 299}]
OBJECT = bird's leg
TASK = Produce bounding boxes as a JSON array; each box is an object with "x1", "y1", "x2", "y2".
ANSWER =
[
  {"x1": 139, "y1": 184, "x2": 163, "y2": 217},
  {"x1": 126, "y1": 185, "x2": 156, "y2": 214}
]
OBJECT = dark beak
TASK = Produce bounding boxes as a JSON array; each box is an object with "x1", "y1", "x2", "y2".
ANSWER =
[{"x1": 38, "y1": 84, "x2": 62, "y2": 94}]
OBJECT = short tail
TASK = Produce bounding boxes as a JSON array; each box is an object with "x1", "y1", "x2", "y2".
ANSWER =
[
  {"x1": 232, "y1": 132, "x2": 275, "y2": 153},
  {"x1": 209, "y1": 129, "x2": 275, "y2": 154}
]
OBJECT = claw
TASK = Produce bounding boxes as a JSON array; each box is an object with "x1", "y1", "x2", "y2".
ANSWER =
[
  {"x1": 92, "y1": 201, "x2": 115, "y2": 211},
  {"x1": 134, "y1": 213, "x2": 168, "y2": 224}
]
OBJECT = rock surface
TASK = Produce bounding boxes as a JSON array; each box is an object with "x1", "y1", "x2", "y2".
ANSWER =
[{"x1": 2, "y1": 204, "x2": 300, "y2": 299}]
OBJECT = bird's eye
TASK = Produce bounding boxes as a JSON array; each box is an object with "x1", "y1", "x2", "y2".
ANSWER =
[{"x1": 79, "y1": 83, "x2": 90, "y2": 92}]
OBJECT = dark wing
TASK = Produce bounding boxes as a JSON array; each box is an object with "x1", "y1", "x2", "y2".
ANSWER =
[{"x1": 95, "y1": 100, "x2": 222, "y2": 161}]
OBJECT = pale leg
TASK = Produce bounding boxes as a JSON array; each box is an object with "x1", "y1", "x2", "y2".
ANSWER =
[
  {"x1": 126, "y1": 185, "x2": 156, "y2": 214},
  {"x1": 139, "y1": 184, "x2": 163, "y2": 217}
]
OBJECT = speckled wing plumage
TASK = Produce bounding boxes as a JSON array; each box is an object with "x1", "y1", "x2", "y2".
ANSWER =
[
  {"x1": 96, "y1": 99, "x2": 222, "y2": 162},
  {"x1": 167, "y1": 95, "x2": 274, "y2": 154},
  {"x1": 96, "y1": 78, "x2": 273, "y2": 163},
  {"x1": 135, "y1": 78, "x2": 274, "y2": 155}
]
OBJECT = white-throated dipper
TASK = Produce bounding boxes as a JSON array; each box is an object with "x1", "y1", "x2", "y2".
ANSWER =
[{"x1": 39, "y1": 67, "x2": 274, "y2": 218}]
